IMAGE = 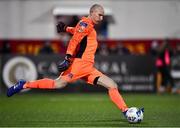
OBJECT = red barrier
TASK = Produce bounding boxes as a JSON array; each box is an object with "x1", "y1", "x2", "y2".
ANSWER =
[{"x1": 0, "y1": 39, "x2": 179, "y2": 55}]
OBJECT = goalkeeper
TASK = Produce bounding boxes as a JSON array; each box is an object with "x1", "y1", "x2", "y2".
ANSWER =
[{"x1": 7, "y1": 4, "x2": 130, "y2": 117}]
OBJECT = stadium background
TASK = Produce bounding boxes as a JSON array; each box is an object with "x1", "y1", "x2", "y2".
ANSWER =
[{"x1": 0, "y1": 0, "x2": 180, "y2": 127}]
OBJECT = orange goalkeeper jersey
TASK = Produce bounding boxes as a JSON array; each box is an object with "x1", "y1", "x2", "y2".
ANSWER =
[{"x1": 66, "y1": 17, "x2": 98, "y2": 63}]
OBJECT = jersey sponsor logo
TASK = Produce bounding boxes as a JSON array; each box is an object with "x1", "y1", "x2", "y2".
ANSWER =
[
  {"x1": 78, "y1": 22, "x2": 88, "y2": 32},
  {"x1": 79, "y1": 22, "x2": 88, "y2": 27}
]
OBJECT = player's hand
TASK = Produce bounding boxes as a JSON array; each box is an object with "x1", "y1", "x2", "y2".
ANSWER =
[
  {"x1": 58, "y1": 54, "x2": 72, "y2": 72},
  {"x1": 56, "y1": 22, "x2": 67, "y2": 33}
]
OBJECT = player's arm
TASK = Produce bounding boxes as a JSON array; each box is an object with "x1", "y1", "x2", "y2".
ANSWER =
[
  {"x1": 57, "y1": 21, "x2": 91, "y2": 72},
  {"x1": 66, "y1": 27, "x2": 75, "y2": 34},
  {"x1": 56, "y1": 22, "x2": 75, "y2": 34},
  {"x1": 66, "y1": 22, "x2": 91, "y2": 56}
]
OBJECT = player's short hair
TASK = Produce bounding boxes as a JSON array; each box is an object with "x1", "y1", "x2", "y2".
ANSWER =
[{"x1": 90, "y1": 4, "x2": 103, "y2": 13}]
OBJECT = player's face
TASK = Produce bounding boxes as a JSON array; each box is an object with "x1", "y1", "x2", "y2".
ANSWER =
[{"x1": 91, "y1": 8, "x2": 104, "y2": 24}]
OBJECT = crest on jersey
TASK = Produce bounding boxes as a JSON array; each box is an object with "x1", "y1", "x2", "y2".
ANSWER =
[{"x1": 78, "y1": 22, "x2": 88, "y2": 32}]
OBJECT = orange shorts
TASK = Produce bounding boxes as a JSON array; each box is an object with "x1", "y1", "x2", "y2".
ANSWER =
[{"x1": 60, "y1": 58, "x2": 103, "y2": 85}]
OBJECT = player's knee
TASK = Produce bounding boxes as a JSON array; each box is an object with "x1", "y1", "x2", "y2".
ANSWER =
[
  {"x1": 97, "y1": 75, "x2": 118, "y2": 89},
  {"x1": 109, "y1": 83, "x2": 118, "y2": 89},
  {"x1": 109, "y1": 79, "x2": 118, "y2": 89},
  {"x1": 54, "y1": 79, "x2": 67, "y2": 89},
  {"x1": 55, "y1": 83, "x2": 67, "y2": 89}
]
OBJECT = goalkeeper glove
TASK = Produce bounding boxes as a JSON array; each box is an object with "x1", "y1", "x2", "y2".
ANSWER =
[
  {"x1": 58, "y1": 54, "x2": 72, "y2": 72},
  {"x1": 56, "y1": 22, "x2": 67, "y2": 33}
]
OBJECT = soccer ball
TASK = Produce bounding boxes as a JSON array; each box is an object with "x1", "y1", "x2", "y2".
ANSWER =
[{"x1": 126, "y1": 107, "x2": 144, "y2": 123}]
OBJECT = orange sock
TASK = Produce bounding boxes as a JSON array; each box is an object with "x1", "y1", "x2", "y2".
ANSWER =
[
  {"x1": 23, "y1": 78, "x2": 55, "y2": 89},
  {"x1": 108, "y1": 88, "x2": 128, "y2": 112}
]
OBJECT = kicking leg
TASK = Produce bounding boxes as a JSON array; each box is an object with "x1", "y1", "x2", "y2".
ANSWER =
[
  {"x1": 24, "y1": 77, "x2": 67, "y2": 89},
  {"x1": 7, "y1": 77, "x2": 67, "y2": 97}
]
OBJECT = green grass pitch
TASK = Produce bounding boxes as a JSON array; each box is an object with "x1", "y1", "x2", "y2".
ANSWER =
[{"x1": 0, "y1": 92, "x2": 180, "y2": 127}]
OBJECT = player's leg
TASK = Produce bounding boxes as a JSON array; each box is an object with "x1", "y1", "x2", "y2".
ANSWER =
[
  {"x1": 84, "y1": 68, "x2": 128, "y2": 113},
  {"x1": 24, "y1": 77, "x2": 67, "y2": 89},
  {"x1": 23, "y1": 59, "x2": 88, "y2": 90},
  {"x1": 7, "y1": 58, "x2": 85, "y2": 97},
  {"x1": 7, "y1": 78, "x2": 67, "y2": 97},
  {"x1": 97, "y1": 75, "x2": 128, "y2": 112}
]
